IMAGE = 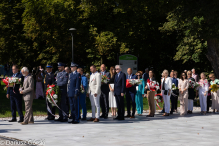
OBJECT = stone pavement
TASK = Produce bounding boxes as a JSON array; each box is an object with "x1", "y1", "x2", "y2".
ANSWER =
[{"x1": 0, "y1": 109, "x2": 219, "y2": 146}]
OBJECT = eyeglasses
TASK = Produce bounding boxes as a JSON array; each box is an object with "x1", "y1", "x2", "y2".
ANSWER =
[{"x1": 115, "y1": 68, "x2": 120, "y2": 70}]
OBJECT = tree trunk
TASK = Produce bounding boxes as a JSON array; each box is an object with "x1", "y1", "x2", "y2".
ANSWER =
[{"x1": 206, "y1": 38, "x2": 219, "y2": 78}]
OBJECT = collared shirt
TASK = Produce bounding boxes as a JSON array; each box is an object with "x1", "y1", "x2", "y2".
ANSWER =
[
  {"x1": 101, "y1": 70, "x2": 106, "y2": 75},
  {"x1": 73, "y1": 71, "x2": 76, "y2": 74},
  {"x1": 13, "y1": 72, "x2": 18, "y2": 77},
  {"x1": 128, "y1": 74, "x2": 131, "y2": 79}
]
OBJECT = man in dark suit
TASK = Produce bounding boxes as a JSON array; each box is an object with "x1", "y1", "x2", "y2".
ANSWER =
[
  {"x1": 126, "y1": 68, "x2": 137, "y2": 118},
  {"x1": 170, "y1": 71, "x2": 179, "y2": 114},
  {"x1": 100, "y1": 64, "x2": 110, "y2": 119},
  {"x1": 6, "y1": 65, "x2": 24, "y2": 123},
  {"x1": 44, "y1": 64, "x2": 56, "y2": 120},
  {"x1": 114, "y1": 65, "x2": 126, "y2": 120}
]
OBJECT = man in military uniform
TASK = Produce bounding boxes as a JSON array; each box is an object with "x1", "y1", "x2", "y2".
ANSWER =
[
  {"x1": 44, "y1": 64, "x2": 56, "y2": 120},
  {"x1": 67, "y1": 62, "x2": 81, "y2": 124},
  {"x1": 54, "y1": 62, "x2": 69, "y2": 122}
]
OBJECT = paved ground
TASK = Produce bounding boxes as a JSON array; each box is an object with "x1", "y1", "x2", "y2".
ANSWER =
[{"x1": 1, "y1": 109, "x2": 219, "y2": 146}]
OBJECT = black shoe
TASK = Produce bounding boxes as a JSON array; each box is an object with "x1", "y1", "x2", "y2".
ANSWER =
[
  {"x1": 81, "y1": 118, "x2": 87, "y2": 121},
  {"x1": 60, "y1": 119, "x2": 68, "y2": 122},
  {"x1": 9, "y1": 119, "x2": 17, "y2": 122},
  {"x1": 159, "y1": 110, "x2": 164, "y2": 113},
  {"x1": 54, "y1": 118, "x2": 62, "y2": 121},
  {"x1": 113, "y1": 117, "x2": 120, "y2": 120},
  {"x1": 69, "y1": 116, "x2": 72, "y2": 119},
  {"x1": 72, "y1": 121, "x2": 79, "y2": 124},
  {"x1": 79, "y1": 116, "x2": 81, "y2": 119},
  {"x1": 68, "y1": 120, "x2": 74, "y2": 123},
  {"x1": 18, "y1": 119, "x2": 23, "y2": 123},
  {"x1": 104, "y1": 116, "x2": 108, "y2": 119},
  {"x1": 170, "y1": 112, "x2": 173, "y2": 115},
  {"x1": 45, "y1": 117, "x2": 49, "y2": 120},
  {"x1": 118, "y1": 118, "x2": 125, "y2": 120},
  {"x1": 100, "y1": 115, "x2": 105, "y2": 118},
  {"x1": 48, "y1": 117, "x2": 55, "y2": 120},
  {"x1": 125, "y1": 115, "x2": 131, "y2": 118}
]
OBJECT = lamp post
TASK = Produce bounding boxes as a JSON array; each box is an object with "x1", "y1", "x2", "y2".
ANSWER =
[{"x1": 69, "y1": 28, "x2": 76, "y2": 62}]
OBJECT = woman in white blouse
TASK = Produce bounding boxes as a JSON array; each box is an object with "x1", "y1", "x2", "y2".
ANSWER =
[{"x1": 161, "y1": 70, "x2": 172, "y2": 116}]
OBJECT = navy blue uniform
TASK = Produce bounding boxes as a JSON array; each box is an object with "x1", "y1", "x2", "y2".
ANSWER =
[
  {"x1": 126, "y1": 74, "x2": 138, "y2": 116},
  {"x1": 56, "y1": 70, "x2": 68, "y2": 120},
  {"x1": 67, "y1": 71, "x2": 81, "y2": 122},
  {"x1": 7, "y1": 72, "x2": 24, "y2": 121},
  {"x1": 44, "y1": 72, "x2": 56, "y2": 119}
]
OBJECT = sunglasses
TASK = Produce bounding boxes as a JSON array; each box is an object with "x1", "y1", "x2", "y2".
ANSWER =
[{"x1": 115, "y1": 68, "x2": 120, "y2": 70}]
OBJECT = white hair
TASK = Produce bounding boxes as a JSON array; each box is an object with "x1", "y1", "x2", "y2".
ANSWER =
[
  {"x1": 191, "y1": 68, "x2": 195, "y2": 72},
  {"x1": 115, "y1": 65, "x2": 122, "y2": 71},
  {"x1": 163, "y1": 69, "x2": 169, "y2": 75},
  {"x1": 21, "y1": 67, "x2": 29, "y2": 73}
]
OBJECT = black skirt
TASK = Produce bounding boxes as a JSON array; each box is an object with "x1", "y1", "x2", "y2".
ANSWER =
[{"x1": 188, "y1": 88, "x2": 195, "y2": 100}]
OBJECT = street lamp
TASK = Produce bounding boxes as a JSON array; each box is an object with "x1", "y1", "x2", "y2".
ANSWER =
[{"x1": 69, "y1": 28, "x2": 76, "y2": 62}]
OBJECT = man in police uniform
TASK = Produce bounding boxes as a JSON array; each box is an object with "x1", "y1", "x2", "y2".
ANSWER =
[
  {"x1": 54, "y1": 62, "x2": 69, "y2": 122},
  {"x1": 44, "y1": 64, "x2": 56, "y2": 120},
  {"x1": 67, "y1": 62, "x2": 81, "y2": 124}
]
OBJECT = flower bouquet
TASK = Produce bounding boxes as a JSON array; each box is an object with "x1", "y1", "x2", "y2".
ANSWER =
[
  {"x1": 189, "y1": 79, "x2": 200, "y2": 91},
  {"x1": 46, "y1": 84, "x2": 59, "y2": 107},
  {"x1": 211, "y1": 84, "x2": 218, "y2": 93},
  {"x1": 126, "y1": 79, "x2": 143, "y2": 88},
  {"x1": 148, "y1": 81, "x2": 160, "y2": 91},
  {"x1": 172, "y1": 83, "x2": 178, "y2": 90},
  {"x1": 2, "y1": 77, "x2": 22, "y2": 90},
  {"x1": 101, "y1": 75, "x2": 110, "y2": 84},
  {"x1": 80, "y1": 84, "x2": 85, "y2": 93}
]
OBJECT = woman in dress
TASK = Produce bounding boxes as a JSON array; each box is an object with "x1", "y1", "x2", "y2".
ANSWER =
[
  {"x1": 35, "y1": 68, "x2": 44, "y2": 99},
  {"x1": 108, "y1": 66, "x2": 117, "y2": 116},
  {"x1": 187, "y1": 71, "x2": 195, "y2": 114},
  {"x1": 179, "y1": 72, "x2": 189, "y2": 115},
  {"x1": 196, "y1": 72, "x2": 209, "y2": 115},
  {"x1": 209, "y1": 73, "x2": 219, "y2": 113},
  {"x1": 161, "y1": 70, "x2": 172, "y2": 116},
  {"x1": 135, "y1": 71, "x2": 145, "y2": 116}
]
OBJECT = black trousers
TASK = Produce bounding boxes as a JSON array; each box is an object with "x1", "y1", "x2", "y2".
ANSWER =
[
  {"x1": 115, "y1": 95, "x2": 124, "y2": 119},
  {"x1": 126, "y1": 92, "x2": 136, "y2": 116},
  {"x1": 10, "y1": 96, "x2": 24, "y2": 120},
  {"x1": 170, "y1": 95, "x2": 177, "y2": 113},
  {"x1": 207, "y1": 94, "x2": 211, "y2": 112},
  {"x1": 100, "y1": 90, "x2": 109, "y2": 117}
]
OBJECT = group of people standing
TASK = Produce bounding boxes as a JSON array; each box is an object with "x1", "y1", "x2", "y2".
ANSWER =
[{"x1": 5, "y1": 63, "x2": 219, "y2": 125}]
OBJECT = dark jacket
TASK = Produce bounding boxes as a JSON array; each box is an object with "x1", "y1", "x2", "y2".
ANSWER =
[{"x1": 114, "y1": 72, "x2": 126, "y2": 95}]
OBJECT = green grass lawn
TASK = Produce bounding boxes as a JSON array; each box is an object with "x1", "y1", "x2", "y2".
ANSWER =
[{"x1": 0, "y1": 82, "x2": 178, "y2": 118}]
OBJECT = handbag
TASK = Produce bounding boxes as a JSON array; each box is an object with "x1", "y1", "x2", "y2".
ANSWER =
[{"x1": 164, "y1": 90, "x2": 168, "y2": 95}]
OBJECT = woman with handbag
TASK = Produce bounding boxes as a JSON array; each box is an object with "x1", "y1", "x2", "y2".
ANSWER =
[
  {"x1": 179, "y1": 72, "x2": 189, "y2": 115},
  {"x1": 161, "y1": 70, "x2": 172, "y2": 116},
  {"x1": 135, "y1": 71, "x2": 145, "y2": 116}
]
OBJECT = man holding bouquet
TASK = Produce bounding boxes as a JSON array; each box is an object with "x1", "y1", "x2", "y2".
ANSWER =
[
  {"x1": 6, "y1": 65, "x2": 24, "y2": 123},
  {"x1": 100, "y1": 64, "x2": 110, "y2": 119},
  {"x1": 126, "y1": 68, "x2": 137, "y2": 118}
]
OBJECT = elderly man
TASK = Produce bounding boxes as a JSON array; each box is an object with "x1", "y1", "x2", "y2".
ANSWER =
[
  {"x1": 192, "y1": 68, "x2": 199, "y2": 82},
  {"x1": 114, "y1": 65, "x2": 126, "y2": 120},
  {"x1": 126, "y1": 68, "x2": 137, "y2": 118},
  {"x1": 7, "y1": 65, "x2": 24, "y2": 123},
  {"x1": 100, "y1": 64, "x2": 110, "y2": 119},
  {"x1": 20, "y1": 67, "x2": 34, "y2": 125}
]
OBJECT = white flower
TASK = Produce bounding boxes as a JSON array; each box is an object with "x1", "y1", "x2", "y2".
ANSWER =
[
  {"x1": 12, "y1": 78, "x2": 17, "y2": 83},
  {"x1": 157, "y1": 82, "x2": 159, "y2": 86},
  {"x1": 53, "y1": 94, "x2": 58, "y2": 99},
  {"x1": 158, "y1": 99, "x2": 161, "y2": 102}
]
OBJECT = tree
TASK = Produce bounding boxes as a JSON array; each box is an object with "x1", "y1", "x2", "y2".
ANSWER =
[{"x1": 161, "y1": 0, "x2": 219, "y2": 77}]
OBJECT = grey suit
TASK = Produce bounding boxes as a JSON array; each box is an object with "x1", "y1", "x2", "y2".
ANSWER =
[{"x1": 22, "y1": 75, "x2": 34, "y2": 123}]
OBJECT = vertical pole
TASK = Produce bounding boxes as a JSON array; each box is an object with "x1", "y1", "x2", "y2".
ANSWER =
[{"x1": 72, "y1": 33, "x2": 74, "y2": 62}]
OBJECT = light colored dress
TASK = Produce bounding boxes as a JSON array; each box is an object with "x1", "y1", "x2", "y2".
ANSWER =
[
  {"x1": 198, "y1": 79, "x2": 209, "y2": 112},
  {"x1": 109, "y1": 84, "x2": 117, "y2": 107},
  {"x1": 210, "y1": 79, "x2": 219, "y2": 110},
  {"x1": 179, "y1": 79, "x2": 189, "y2": 115},
  {"x1": 135, "y1": 79, "x2": 145, "y2": 114}
]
